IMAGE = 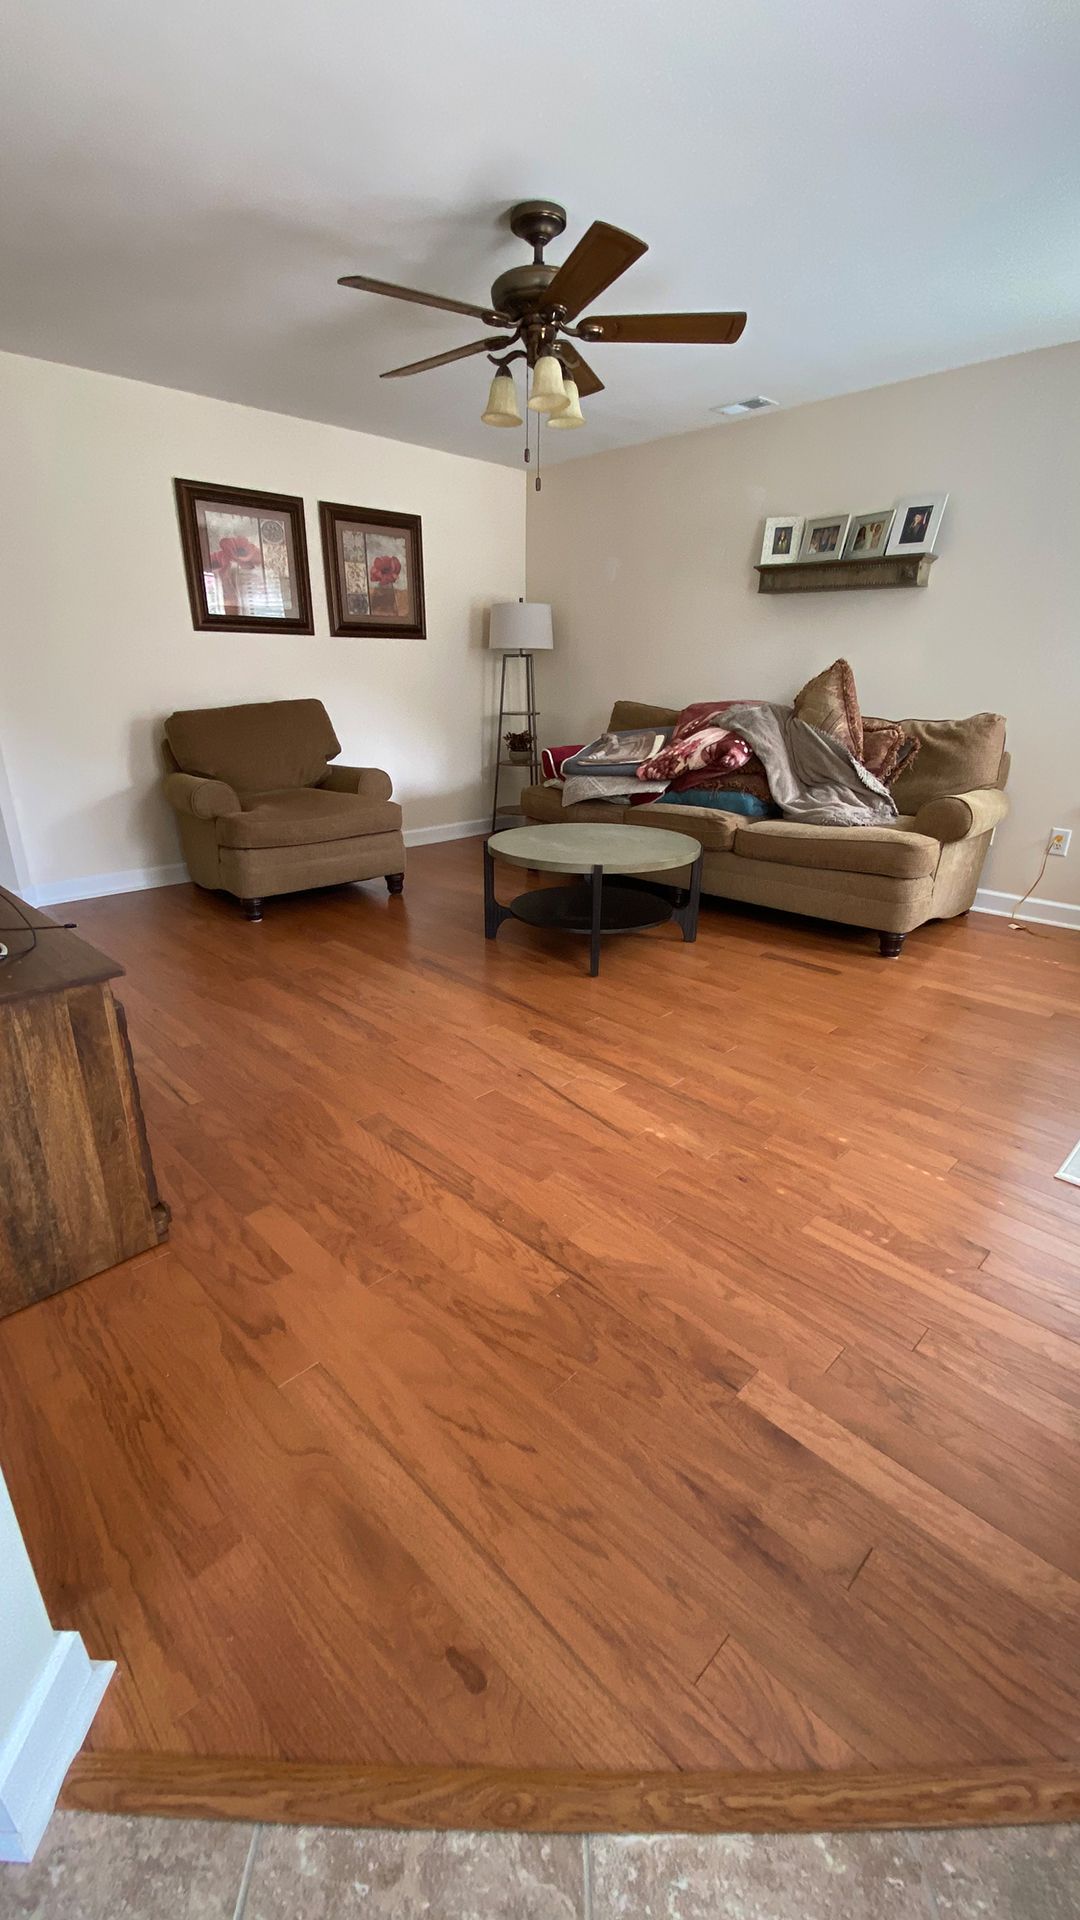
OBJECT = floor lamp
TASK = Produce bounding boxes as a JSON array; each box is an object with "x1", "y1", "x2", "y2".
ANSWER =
[{"x1": 489, "y1": 600, "x2": 554, "y2": 830}]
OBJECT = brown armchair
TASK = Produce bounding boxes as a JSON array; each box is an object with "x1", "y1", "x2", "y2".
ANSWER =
[{"x1": 162, "y1": 699, "x2": 405, "y2": 921}]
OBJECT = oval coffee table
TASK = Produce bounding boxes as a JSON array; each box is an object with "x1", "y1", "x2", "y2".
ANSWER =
[{"x1": 484, "y1": 822, "x2": 703, "y2": 976}]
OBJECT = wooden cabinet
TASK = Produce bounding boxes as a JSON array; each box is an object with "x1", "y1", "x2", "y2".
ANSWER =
[{"x1": 0, "y1": 889, "x2": 168, "y2": 1318}]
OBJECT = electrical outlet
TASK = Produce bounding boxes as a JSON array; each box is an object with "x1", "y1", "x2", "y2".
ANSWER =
[{"x1": 1048, "y1": 827, "x2": 1072, "y2": 857}]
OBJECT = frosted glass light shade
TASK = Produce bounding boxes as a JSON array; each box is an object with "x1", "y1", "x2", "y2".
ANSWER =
[
  {"x1": 488, "y1": 601, "x2": 554, "y2": 651},
  {"x1": 547, "y1": 378, "x2": 584, "y2": 428},
  {"x1": 481, "y1": 370, "x2": 522, "y2": 427},
  {"x1": 528, "y1": 354, "x2": 567, "y2": 413}
]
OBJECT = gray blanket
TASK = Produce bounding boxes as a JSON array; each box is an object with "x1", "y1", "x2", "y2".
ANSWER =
[{"x1": 718, "y1": 703, "x2": 897, "y2": 826}]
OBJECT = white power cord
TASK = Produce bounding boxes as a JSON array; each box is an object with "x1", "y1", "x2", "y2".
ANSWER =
[{"x1": 1008, "y1": 845, "x2": 1051, "y2": 934}]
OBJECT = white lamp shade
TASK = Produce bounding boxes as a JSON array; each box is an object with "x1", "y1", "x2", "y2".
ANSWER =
[
  {"x1": 481, "y1": 370, "x2": 522, "y2": 427},
  {"x1": 547, "y1": 377, "x2": 584, "y2": 428},
  {"x1": 488, "y1": 601, "x2": 554, "y2": 651},
  {"x1": 527, "y1": 354, "x2": 567, "y2": 413}
]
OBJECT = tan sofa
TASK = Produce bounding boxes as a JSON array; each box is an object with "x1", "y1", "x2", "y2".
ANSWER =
[
  {"x1": 521, "y1": 700, "x2": 1010, "y2": 957},
  {"x1": 163, "y1": 698, "x2": 405, "y2": 921}
]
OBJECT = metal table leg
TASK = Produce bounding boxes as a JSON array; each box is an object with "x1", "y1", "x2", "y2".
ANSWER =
[
  {"x1": 674, "y1": 851, "x2": 703, "y2": 942},
  {"x1": 484, "y1": 841, "x2": 511, "y2": 939},
  {"x1": 589, "y1": 864, "x2": 603, "y2": 976}
]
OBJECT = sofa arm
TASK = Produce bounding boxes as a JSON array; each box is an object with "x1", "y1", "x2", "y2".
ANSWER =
[
  {"x1": 163, "y1": 770, "x2": 240, "y2": 819},
  {"x1": 913, "y1": 787, "x2": 1009, "y2": 844},
  {"x1": 321, "y1": 764, "x2": 393, "y2": 802}
]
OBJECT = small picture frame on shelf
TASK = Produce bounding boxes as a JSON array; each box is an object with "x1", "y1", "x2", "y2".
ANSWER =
[
  {"x1": 759, "y1": 516, "x2": 804, "y2": 565},
  {"x1": 842, "y1": 509, "x2": 895, "y2": 560},
  {"x1": 799, "y1": 513, "x2": 851, "y2": 563},
  {"x1": 886, "y1": 493, "x2": 948, "y2": 556}
]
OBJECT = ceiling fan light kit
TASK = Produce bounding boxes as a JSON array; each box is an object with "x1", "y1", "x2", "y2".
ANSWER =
[
  {"x1": 527, "y1": 354, "x2": 568, "y2": 413},
  {"x1": 339, "y1": 199, "x2": 746, "y2": 478},
  {"x1": 547, "y1": 378, "x2": 584, "y2": 429},
  {"x1": 481, "y1": 369, "x2": 522, "y2": 427}
]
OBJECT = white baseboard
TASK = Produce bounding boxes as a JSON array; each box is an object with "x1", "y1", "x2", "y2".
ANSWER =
[
  {"x1": 403, "y1": 817, "x2": 488, "y2": 847},
  {"x1": 24, "y1": 822, "x2": 491, "y2": 905},
  {"x1": 0, "y1": 1634, "x2": 114, "y2": 1862},
  {"x1": 973, "y1": 886, "x2": 1080, "y2": 932},
  {"x1": 31, "y1": 862, "x2": 189, "y2": 907}
]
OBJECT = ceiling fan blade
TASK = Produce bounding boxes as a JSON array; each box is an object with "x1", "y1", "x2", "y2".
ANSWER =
[
  {"x1": 339, "y1": 274, "x2": 508, "y2": 326},
  {"x1": 582, "y1": 312, "x2": 747, "y2": 345},
  {"x1": 558, "y1": 343, "x2": 605, "y2": 398},
  {"x1": 543, "y1": 222, "x2": 648, "y2": 320},
  {"x1": 380, "y1": 337, "x2": 513, "y2": 378}
]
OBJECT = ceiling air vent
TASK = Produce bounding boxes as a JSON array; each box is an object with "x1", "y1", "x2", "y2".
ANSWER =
[{"x1": 712, "y1": 395, "x2": 778, "y2": 418}]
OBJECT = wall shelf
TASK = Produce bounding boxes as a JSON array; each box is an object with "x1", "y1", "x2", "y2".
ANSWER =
[{"x1": 756, "y1": 553, "x2": 936, "y2": 594}]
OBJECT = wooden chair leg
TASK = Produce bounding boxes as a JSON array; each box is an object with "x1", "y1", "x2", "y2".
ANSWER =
[
  {"x1": 243, "y1": 897, "x2": 264, "y2": 923},
  {"x1": 386, "y1": 873, "x2": 405, "y2": 895},
  {"x1": 879, "y1": 930, "x2": 905, "y2": 958}
]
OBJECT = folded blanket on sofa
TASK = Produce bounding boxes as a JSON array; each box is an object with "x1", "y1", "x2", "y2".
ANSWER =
[
  {"x1": 562, "y1": 728, "x2": 671, "y2": 777},
  {"x1": 561, "y1": 773, "x2": 668, "y2": 806},
  {"x1": 717, "y1": 703, "x2": 897, "y2": 826}
]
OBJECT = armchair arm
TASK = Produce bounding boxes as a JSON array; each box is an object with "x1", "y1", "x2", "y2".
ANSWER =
[
  {"x1": 163, "y1": 770, "x2": 241, "y2": 819},
  {"x1": 321, "y1": 764, "x2": 393, "y2": 802},
  {"x1": 913, "y1": 787, "x2": 1009, "y2": 844}
]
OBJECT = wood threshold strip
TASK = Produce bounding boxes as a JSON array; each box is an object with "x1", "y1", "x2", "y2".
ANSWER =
[{"x1": 61, "y1": 1754, "x2": 1080, "y2": 1835}]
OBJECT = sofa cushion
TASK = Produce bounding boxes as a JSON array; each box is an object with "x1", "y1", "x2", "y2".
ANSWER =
[
  {"x1": 793, "y1": 659, "x2": 863, "y2": 758},
  {"x1": 218, "y1": 787, "x2": 402, "y2": 850},
  {"x1": 733, "y1": 819, "x2": 939, "y2": 880},
  {"x1": 165, "y1": 699, "x2": 341, "y2": 792},
  {"x1": 607, "y1": 700, "x2": 680, "y2": 732},
  {"x1": 629, "y1": 803, "x2": 738, "y2": 852},
  {"x1": 890, "y1": 714, "x2": 1007, "y2": 811},
  {"x1": 519, "y1": 784, "x2": 629, "y2": 825}
]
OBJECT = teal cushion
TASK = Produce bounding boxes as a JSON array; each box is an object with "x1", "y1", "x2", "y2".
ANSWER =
[{"x1": 662, "y1": 789, "x2": 775, "y2": 818}]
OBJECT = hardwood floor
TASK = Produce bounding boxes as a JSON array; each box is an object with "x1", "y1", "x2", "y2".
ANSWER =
[{"x1": 3, "y1": 840, "x2": 1080, "y2": 1828}]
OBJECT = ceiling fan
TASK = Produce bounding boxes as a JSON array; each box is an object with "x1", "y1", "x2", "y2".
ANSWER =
[{"x1": 338, "y1": 200, "x2": 746, "y2": 462}]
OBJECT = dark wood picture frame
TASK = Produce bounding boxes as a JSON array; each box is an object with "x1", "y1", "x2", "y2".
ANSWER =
[
  {"x1": 319, "y1": 501, "x2": 426, "y2": 639},
  {"x1": 174, "y1": 479, "x2": 314, "y2": 634}
]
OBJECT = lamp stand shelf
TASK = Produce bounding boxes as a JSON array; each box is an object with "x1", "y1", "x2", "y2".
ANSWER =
[
  {"x1": 756, "y1": 553, "x2": 936, "y2": 594},
  {"x1": 491, "y1": 649, "x2": 540, "y2": 829}
]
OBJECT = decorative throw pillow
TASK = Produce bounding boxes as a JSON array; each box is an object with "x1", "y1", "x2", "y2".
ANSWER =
[
  {"x1": 859, "y1": 718, "x2": 920, "y2": 788},
  {"x1": 638, "y1": 726, "x2": 750, "y2": 784},
  {"x1": 540, "y1": 744, "x2": 584, "y2": 781},
  {"x1": 793, "y1": 659, "x2": 863, "y2": 759}
]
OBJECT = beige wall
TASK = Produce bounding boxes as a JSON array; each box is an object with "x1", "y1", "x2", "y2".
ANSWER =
[
  {"x1": 0, "y1": 352, "x2": 525, "y2": 901},
  {"x1": 527, "y1": 341, "x2": 1080, "y2": 911}
]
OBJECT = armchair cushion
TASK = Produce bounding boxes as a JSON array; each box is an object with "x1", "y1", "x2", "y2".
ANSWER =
[
  {"x1": 319, "y1": 764, "x2": 394, "y2": 802},
  {"x1": 913, "y1": 787, "x2": 1009, "y2": 844},
  {"x1": 217, "y1": 787, "x2": 402, "y2": 850},
  {"x1": 165, "y1": 698, "x2": 341, "y2": 792},
  {"x1": 163, "y1": 770, "x2": 240, "y2": 818}
]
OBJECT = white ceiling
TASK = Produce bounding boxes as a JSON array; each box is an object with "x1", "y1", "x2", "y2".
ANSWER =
[{"x1": 3, "y1": 0, "x2": 1079, "y2": 467}]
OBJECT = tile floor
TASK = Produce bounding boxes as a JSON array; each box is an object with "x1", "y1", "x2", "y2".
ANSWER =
[{"x1": 1, "y1": 1813, "x2": 1078, "y2": 1918}]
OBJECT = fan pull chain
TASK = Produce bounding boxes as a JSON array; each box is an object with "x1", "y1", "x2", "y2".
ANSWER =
[
  {"x1": 523, "y1": 401, "x2": 531, "y2": 465},
  {"x1": 535, "y1": 408, "x2": 542, "y2": 492}
]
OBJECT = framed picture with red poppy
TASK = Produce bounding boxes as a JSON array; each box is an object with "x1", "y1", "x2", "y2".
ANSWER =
[
  {"x1": 173, "y1": 479, "x2": 314, "y2": 633},
  {"x1": 318, "y1": 501, "x2": 426, "y2": 639}
]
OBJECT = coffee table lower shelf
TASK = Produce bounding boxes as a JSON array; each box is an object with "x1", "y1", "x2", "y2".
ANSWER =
[{"x1": 484, "y1": 848, "x2": 701, "y2": 977}]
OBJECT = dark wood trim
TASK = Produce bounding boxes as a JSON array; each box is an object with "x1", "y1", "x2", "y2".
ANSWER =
[
  {"x1": 173, "y1": 479, "x2": 314, "y2": 634},
  {"x1": 318, "y1": 500, "x2": 426, "y2": 639},
  {"x1": 61, "y1": 1754, "x2": 1080, "y2": 1835},
  {"x1": 756, "y1": 554, "x2": 935, "y2": 594}
]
